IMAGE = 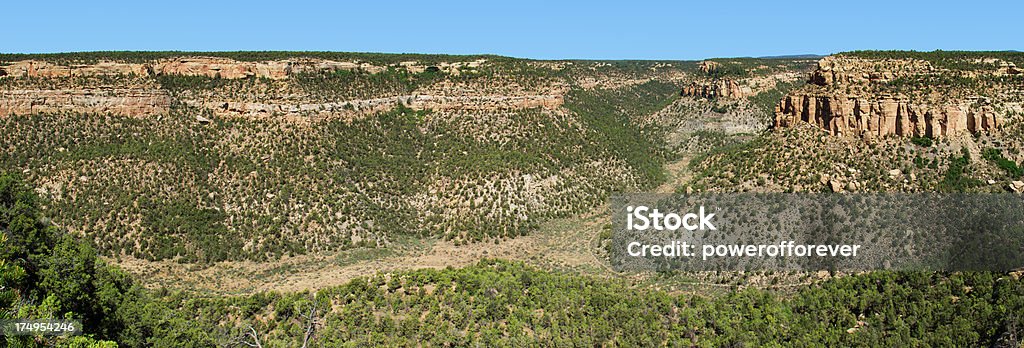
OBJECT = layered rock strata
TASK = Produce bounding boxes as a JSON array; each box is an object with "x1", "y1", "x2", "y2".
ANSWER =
[
  {"x1": 0, "y1": 57, "x2": 545, "y2": 119},
  {"x1": 774, "y1": 94, "x2": 999, "y2": 137},
  {"x1": 774, "y1": 56, "x2": 1011, "y2": 137},
  {"x1": 0, "y1": 89, "x2": 171, "y2": 117},
  {"x1": 0, "y1": 57, "x2": 487, "y2": 80},
  {"x1": 193, "y1": 94, "x2": 564, "y2": 119},
  {"x1": 681, "y1": 79, "x2": 753, "y2": 99}
]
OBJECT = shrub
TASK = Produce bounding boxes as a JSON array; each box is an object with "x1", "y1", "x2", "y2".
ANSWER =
[
  {"x1": 910, "y1": 136, "x2": 933, "y2": 147},
  {"x1": 982, "y1": 148, "x2": 1023, "y2": 177}
]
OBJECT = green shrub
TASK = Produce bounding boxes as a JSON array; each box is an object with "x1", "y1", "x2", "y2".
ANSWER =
[
  {"x1": 982, "y1": 148, "x2": 1023, "y2": 177},
  {"x1": 910, "y1": 136, "x2": 933, "y2": 147},
  {"x1": 940, "y1": 148, "x2": 983, "y2": 192}
]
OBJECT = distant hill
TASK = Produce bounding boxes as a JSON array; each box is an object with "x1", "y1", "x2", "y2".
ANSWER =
[{"x1": 757, "y1": 54, "x2": 826, "y2": 59}]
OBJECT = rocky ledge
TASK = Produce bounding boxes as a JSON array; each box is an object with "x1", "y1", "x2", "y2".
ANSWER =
[
  {"x1": 681, "y1": 79, "x2": 754, "y2": 99},
  {"x1": 0, "y1": 57, "x2": 487, "y2": 80},
  {"x1": 0, "y1": 89, "x2": 171, "y2": 117}
]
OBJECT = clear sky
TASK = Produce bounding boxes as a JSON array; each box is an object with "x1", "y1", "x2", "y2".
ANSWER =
[{"x1": 5, "y1": 0, "x2": 1021, "y2": 60}]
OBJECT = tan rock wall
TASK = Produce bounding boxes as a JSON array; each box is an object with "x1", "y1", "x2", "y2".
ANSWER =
[
  {"x1": 0, "y1": 58, "x2": 413, "y2": 80},
  {"x1": 192, "y1": 94, "x2": 564, "y2": 120},
  {"x1": 775, "y1": 55, "x2": 1011, "y2": 137},
  {"x1": 0, "y1": 89, "x2": 171, "y2": 117},
  {"x1": 0, "y1": 57, "x2": 490, "y2": 80},
  {"x1": 681, "y1": 79, "x2": 753, "y2": 99},
  {"x1": 774, "y1": 93, "x2": 1000, "y2": 137},
  {"x1": 808, "y1": 56, "x2": 932, "y2": 86}
]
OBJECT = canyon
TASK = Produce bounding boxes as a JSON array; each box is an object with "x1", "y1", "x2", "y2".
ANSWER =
[{"x1": 5, "y1": 54, "x2": 1020, "y2": 138}]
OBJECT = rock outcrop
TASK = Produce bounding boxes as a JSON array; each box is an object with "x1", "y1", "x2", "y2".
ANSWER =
[
  {"x1": 774, "y1": 94, "x2": 999, "y2": 137},
  {"x1": 0, "y1": 56, "x2": 509, "y2": 119},
  {"x1": 997, "y1": 61, "x2": 1021, "y2": 76},
  {"x1": 194, "y1": 94, "x2": 563, "y2": 120},
  {"x1": 699, "y1": 60, "x2": 720, "y2": 74},
  {"x1": 0, "y1": 61, "x2": 150, "y2": 78},
  {"x1": 808, "y1": 56, "x2": 932, "y2": 86},
  {"x1": 151, "y1": 58, "x2": 296, "y2": 79},
  {"x1": 0, "y1": 57, "x2": 488, "y2": 80},
  {"x1": 681, "y1": 79, "x2": 753, "y2": 99},
  {"x1": 0, "y1": 89, "x2": 171, "y2": 117},
  {"x1": 0, "y1": 58, "x2": 373, "y2": 80},
  {"x1": 774, "y1": 55, "x2": 1014, "y2": 137}
]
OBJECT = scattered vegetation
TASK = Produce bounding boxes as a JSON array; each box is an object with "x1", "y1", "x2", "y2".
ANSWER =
[
  {"x1": 564, "y1": 80, "x2": 679, "y2": 186},
  {"x1": 3, "y1": 51, "x2": 1023, "y2": 347},
  {"x1": 1, "y1": 60, "x2": 682, "y2": 261},
  {"x1": 747, "y1": 80, "x2": 802, "y2": 116},
  {"x1": 983, "y1": 147, "x2": 1024, "y2": 177},
  {"x1": 4, "y1": 176, "x2": 1021, "y2": 346},
  {"x1": 0, "y1": 51, "x2": 501, "y2": 65},
  {"x1": 703, "y1": 58, "x2": 816, "y2": 78},
  {"x1": 939, "y1": 148, "x2": 983, "y2": 192},
  {"x1": 0, "y1": 173, "x2": 209, "y2": 347},
  {"x1": 687, "y1": 125, "x2": 1004, "y2": 193},
  {"x1": 840, "y1": 50, "x2": 1024, "y2": 70},
  {"x1": 292, "y1": 67, "x2": 447, "y2": 100}
]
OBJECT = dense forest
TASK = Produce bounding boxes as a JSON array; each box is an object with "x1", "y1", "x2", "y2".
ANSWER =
[{"x1": 2, "y1": 173, "x2": 1022, "y2": 347}]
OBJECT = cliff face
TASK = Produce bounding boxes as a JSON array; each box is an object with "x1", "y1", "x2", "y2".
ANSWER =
[
  {"x1": 775, "y1": 94, "x2": 999, "y2": 137},
  {"x1": 774, "y1": 56, "x2": 1015, "y2": 137},
  {"x1": 0, "y1": 57, "x2": 487, "y2": 80},
  {"x1": 681, "y1": 59, "x2": 808, "y2": 100},
  {"x1": 807, "y1": 56, "x2": 932, "y2": 86},
  {"x1": 681, "y1": 79, "x2": 753, "y2": 99},
  {"x1": 0, "y1": 59, "x2": 298, "y2": 79},
  {"x1": 194, "y1": 94, "x2": 563, "y2": 120},
  {"x1": 0, "y1": 89, "x2": 171, "y2": 117},
  {"x1": 0, "y1": 56, "x2": 556, "y2": 119}
]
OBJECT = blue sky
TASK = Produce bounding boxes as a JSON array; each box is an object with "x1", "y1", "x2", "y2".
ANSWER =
[{"x1": 5, "y1": 0, "x2": 1020, "y2": 60}]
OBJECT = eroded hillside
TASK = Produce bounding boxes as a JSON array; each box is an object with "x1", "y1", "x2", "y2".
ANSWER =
[{"x1": 1, "y1": 53, "x2": 719, "y2": 264}]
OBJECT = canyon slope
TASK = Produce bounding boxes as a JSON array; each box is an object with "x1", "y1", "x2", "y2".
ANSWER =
[{"x1": 0, "y1": 53, "x2": 709, "y2": 264}]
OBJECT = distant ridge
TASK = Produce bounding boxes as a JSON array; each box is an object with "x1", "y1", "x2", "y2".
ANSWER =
[{"x1": 757, "y1": 54, "x2": 826, "y2": 59}]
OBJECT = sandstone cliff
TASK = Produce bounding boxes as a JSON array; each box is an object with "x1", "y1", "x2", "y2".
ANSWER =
[
  {"x1": 0, "y1": 56, "x2": 552, "y2": 119},
  {"x1": 681, "y1": 59, "x2": 806, "y2": 100},
  {"x1": 807, "y1": 56, "x2": 933, "y2": 86},
  {"x1": 0, "y1": 88, "x2": 171, "y2": 117},
  {"x1": 193, "y1": 94, "x2": 563, "y2": 120},
  {"x1": 681, "y1": 79, "x2": 753, "y2": 99},
  {"x1": 774, "y1": 94, "x2": 999, "y2": 137},
  {"x1": 774, "y1": 55, "x2": 1019, "y2": 137},
  {"x1": 699, "y1": 60, "x2": 720, "y2": 74},
  {"x1": 0, "y1": 57, "x2": 487, "y2": 80}
]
